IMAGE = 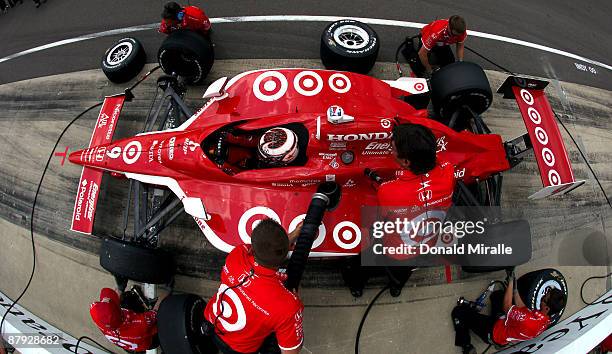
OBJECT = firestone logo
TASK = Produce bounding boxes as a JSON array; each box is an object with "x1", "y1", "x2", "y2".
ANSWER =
[
  {"x1": 519, "y1": 89, "x2": 561, "y2": 186},
  {"x1": 327, "y1": 132, "x2": 392, "y2": 141}
]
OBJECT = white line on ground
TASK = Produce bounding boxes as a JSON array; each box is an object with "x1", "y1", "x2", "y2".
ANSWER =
[{"x1": 1, "y1": 15, "x2": 610, "y2": 72}]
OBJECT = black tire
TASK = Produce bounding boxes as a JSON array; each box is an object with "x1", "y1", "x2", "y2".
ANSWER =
[
  {"x1": 99, "y1": 237, "x2": 174, "y2": 284},
  {"x1": 158, "y1": 30, "x2": 214, "y2": 85},
  {"x1": 430, "y1": 61, "x2": 493, "y2": 120},
  {"x1": 320, "y1": 19, "x2": 379, "y2": 74},
  {"x1": 101, "y1": 37, "x2": 146, "y2": 83},
  {"x1": 517, "y1": 268, "x2": 568, "y2": 325},
  {"x1": 158, "y1": 294, "x2": 217, "y2": 354}
]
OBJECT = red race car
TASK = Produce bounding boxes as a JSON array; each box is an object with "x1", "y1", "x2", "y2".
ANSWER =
[{"x1": 69, "y1": 63, "x2": 584, "y2": 283}]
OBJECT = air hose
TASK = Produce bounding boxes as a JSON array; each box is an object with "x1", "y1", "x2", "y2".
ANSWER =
[{"x1": 285, "y1": 182, "x2": 340, "y2": 292}]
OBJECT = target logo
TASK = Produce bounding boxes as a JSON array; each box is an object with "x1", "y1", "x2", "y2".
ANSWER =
[
  {"x1": 294, "y1": 71, "x2": 323, "y2": 96},
  {"x1": 328, "y1": 73, "x2": 351, "y2": 94},
  {"x1": 520, "y1": 89, "x2": 534, "y2": 105},
  {"x1": 122, "y1": 141, "x2": 141, "y2": 165},
  {"x1": 238, "y1": 207, "x2": 281, "y2": 244},
  {"x1": 332, "y1": 221, "x2": 361, "y2": 250},
  {"x1": 289, "y1": 214, "x2": 326, "y2": 249},
  {"x1": 212, "y1": 284, "x2": 247, "y2": 332},
  {"x1": 380, "y1": 119, "x2": 392, "y2": 129},
  {"x1": 253, "y1": 71, "x2": 288, "y2": 102},
  {"x1": 414, "y1": 82, "x2": 425, "y2": 92}
]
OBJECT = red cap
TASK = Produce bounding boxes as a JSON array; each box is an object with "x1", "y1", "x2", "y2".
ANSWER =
[{"x1": 90, "y1": 288, "x2": 121, "y2": 329}]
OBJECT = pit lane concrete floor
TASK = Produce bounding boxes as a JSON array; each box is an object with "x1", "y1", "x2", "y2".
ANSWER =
[
  {"x1": 0, "y1": 60, "x2": 611, "y2": 353},
  {"x1": 0, "y1": 218, "x2": 609, "y2": 354}
]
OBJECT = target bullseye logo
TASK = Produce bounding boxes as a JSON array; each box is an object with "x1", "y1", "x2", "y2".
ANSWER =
[
  {"x1": 520, "y1": 89, "x2": 534, "y2": 105},
  {"x1": 527, "y1": 107, "x2": 541, "y2": 124},
  {"x1": 238, "y1": 207, "x2": 281, "y2": 244},
  {"x1": 414, "y1": 82, "x2": 425, "y2": 92},
  {"x1": 213, "y1": 284, "x2": 247, "y2": 332},
  {"x1": 380, "y1": 119, "x2": 392, "y2": 129},
  {"x1": 122, "y1": 141, "x2": 141, "y2": 165},
  {"x1": 542, "y1": 148, "x2": 555, "y2": 167},
  {"x1": 253, "y1": 71, "x2": 288, "y2": 102},
  {"x1": 294, "y1": 71, "x2": 323, "y2": 96},
  {"x1": 289, "y1": 214, "x2": 326, "y2": 249},
  {"x1": 328, "y1": 73, "x2": 351, "y2": 94},
  {"x1": 332, "y1": 221, "x2": 361, "y2": 249},
  {"x1": 534, "y1": 127, "x2": 548, "y2": 145}
]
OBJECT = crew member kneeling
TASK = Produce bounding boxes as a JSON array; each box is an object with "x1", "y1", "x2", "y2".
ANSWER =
[
  {"x1": 416, "y1": 15, "x2": 467, "y2": 76},
  {"x1": 451, "y1": 271, "x2": 566, "y2": 354},
  {"x1": 159, "y1": 1, "x2": 211, "y2": 36},
  {"x1": 90, "y1": 286, "x2": 160, "y2": 352},
  {"x1": 204, "y1": 219, "x2": 304, "y2": 354},
  {"x1": 343, "y1": 123, "x2": 455, "y2": 297}
]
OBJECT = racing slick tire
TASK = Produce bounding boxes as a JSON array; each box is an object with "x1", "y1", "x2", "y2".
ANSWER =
[
  {"x1": 101, "y1": 37, "x2": 146, "y2": 83},
  {"x1": 430, "y1": 61, "x2": 493, "y2": 121},
  {"x1": 517, "y1": 268, "x2": 568, "y2": 325},
  {"x1": 158, "y1": 29, "x2": 214, "y2": 85},
  {"x1": 99, "y1": 237, "x2": 174, "y2": 284},
  {"x1": 157, "y1": 294, "x2": 217, "y2": 354},
  {"x1": 320, "y1": 19, "x2": 379, "y2": 74}
]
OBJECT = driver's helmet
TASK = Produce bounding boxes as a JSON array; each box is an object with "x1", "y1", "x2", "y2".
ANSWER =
[{"x1": 257, "y1": 127, "x2": 299, "y2": 166}]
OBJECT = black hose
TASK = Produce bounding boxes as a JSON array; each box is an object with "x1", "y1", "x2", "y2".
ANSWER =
[
  {"x1": 580, "y1": 272, "x2": 612, "y2": 305},
  {"x1": 355, "y1": 285, "x2": 390, "y2": 354},
  {"x1": 285, "y1": 193, "x2": 329, "y2": 292},
  {"x1": 464, "y1": 45, "x2": 516, "y2": 75}
]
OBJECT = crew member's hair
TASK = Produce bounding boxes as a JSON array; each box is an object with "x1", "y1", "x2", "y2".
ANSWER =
[
  {"x1": 545, "y1": 288, "x2": 566, "y2": 315},
  {"x1": 449, "y1": 15, "x2": 466, "y2": 34},
  {"x1": 392, "y1": 123, "x2": 437, "y2": 175},
  {"x1": 251, "y1": 218, "x2": 289, "y2": 269},
  {"x1": 162, "y1": 2, "x2": 182, "y2": 20}
]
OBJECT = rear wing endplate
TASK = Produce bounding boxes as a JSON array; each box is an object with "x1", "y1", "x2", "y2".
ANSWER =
[
  {"x1": 71, "y1": 94, "x2": 127, "y2": 234},
  {"x1": 498, "y1": 76, "x2": 585, "y2": 199}
]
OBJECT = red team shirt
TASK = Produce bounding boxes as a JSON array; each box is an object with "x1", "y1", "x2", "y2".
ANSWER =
[
  {"x1": 159, "y1": 6, "x2": 211, "y2": 35},
  {"x1": 204, "y1": 245, "x2": 304, "y2": 353},
  {"x1": 377, "y1": 161, "x2": 456, "y2": 259},
  {"x1": 90, "y1": 288, "x2": 158, "y2": 352},
  {"x1": 420, "y1": 19, "x2": 468, "y2": 51},
  {"x1": 492, "y1": 305, "x2": 550, "y2": 345}
]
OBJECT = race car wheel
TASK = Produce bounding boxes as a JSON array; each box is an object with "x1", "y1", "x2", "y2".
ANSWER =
[
  {"x1": 320, "y1": 19, "x2": 379, "y2": 74},
  {"x1": 517, "y1": 268, "x2": 568, "y2": 325},
  {"x1": 158, "y1": 29, "x2": 214, "y2": 85},
  {"x1": 99, "y1": 237, "x2": 174, "y2": 284},
  {"x1": 158, "y1": 294, "x2": 217, "y2": 354},
  {"x1": 101, "y1": 37, "x2": 146, "y2": 83},
  {"x1": 430, "y1": 61, "x2": 493, "y2": 121}
]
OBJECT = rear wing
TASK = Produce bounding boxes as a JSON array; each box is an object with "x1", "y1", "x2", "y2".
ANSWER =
[
  {"x1": 498, "y1": 76, "x2": 585, "y2": 199},
  {"x1": 71, "y1": 94, "x2": 127, "y2": 234}
]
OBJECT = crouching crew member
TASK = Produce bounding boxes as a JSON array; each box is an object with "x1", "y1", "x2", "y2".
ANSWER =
[
  {"x1": 417, "y1": 15, "x2": 467, "y2": 76},
  {"x1": 451, "y1": 271, "x2": 566, "y2": 354},
  {"x1": 90, "y1": 286, "x2": 160, "y2": 352},
  {"x1": 343, "y1": 123, "x2": 456, "y2": 297},
  {"x1": 159, "y1": 1, "x2": 211, "y2": 36},
  {"x1": 203, "y1": 219, "x2": 304, "y2": 354}
]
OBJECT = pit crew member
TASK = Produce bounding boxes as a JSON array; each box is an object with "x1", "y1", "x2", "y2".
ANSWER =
[
  {"x1": 342, "y1": 123, "x2": 456, "y2": 297},
  {"x1": 417, "y1": 15, "x2": 467, "y2": 76},
  {"x1": 203, "y1": 218, "x2": 304, "y2": 354},
  {"x1": 159, "y1": 1, "x2": 211, "y2": 36},
  {"x1": 90, "y1": 286, "x2": 163, "y2": 352},
  {"x1": 451, "y1": 271, "x2": 566, "y2": 354},
  {"x1": 214, "y1": 127, "x2": 300, "y2": 175}
]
